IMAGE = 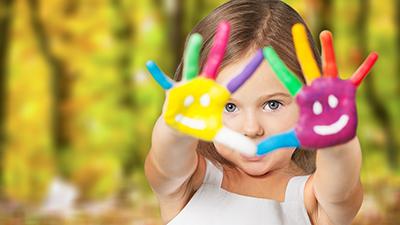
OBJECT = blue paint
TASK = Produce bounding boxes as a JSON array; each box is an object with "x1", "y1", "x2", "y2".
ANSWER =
[
  {"x1": 146, "y1": 61, "x2": 173, "y2": 90},
  {"x1": 257, "y1": 129, "x2": 300, "y2": 155}
]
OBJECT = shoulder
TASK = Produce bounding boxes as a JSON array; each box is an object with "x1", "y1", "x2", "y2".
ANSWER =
[{"x1": 158, "y1": 154, "x2": 207, "y2": 223}]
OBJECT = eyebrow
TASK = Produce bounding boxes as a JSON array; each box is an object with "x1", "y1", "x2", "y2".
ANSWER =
[
  {"x1": 228, "y1": 92, "x2": 292, "y2": 103},
  {"x1": 257, "y1": 93, "x2": 292, "y2": 101}
]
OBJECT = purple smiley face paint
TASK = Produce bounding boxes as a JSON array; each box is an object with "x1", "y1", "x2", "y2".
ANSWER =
[
  {"x1": 257, "y1": 24, "x2": 378, "y2": 155},
  {"x1": 295, "y1": 78, "x2": 357, "y2": 149}
]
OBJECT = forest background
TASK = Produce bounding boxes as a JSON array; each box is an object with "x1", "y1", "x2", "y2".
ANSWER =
[{"x1": 0, "y1": 0, "x2": 399, "y2": 224}]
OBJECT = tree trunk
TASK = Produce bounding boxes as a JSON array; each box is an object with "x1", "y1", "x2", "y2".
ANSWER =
[
  {"x1": 317, "y1": 0, "x2": 333, "y2": 34},
  {"x1": 110, "y1": 0, "x2": 140, "y2": 175},
  {"x1": 305, "y1": 0, "x2": 333, "y2": 46},
  {"x1": 0, "y1": 0, "x2": 13, "y2": 188},
  {"x1": 396, "y1": 0, "x2": 400, "y2": 96},
  {"x1": 27, "y1": 0, "x2": 70, "y2": 157},
  {"x1": 111, "y1": 0, "x2": 135, "y2": 108},
  {"x1": 357, "y1": 0, "x2": 398, "y2": 169},
  {"x1": 167, "y1": 0, "x2": 185, "y2": 73},
  {"x1": 192, "y1": 0, "x2": 205, "y2": 28}
]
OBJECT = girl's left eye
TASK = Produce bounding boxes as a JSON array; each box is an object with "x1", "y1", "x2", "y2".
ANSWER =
[{"x1": 263, "y1": 100, "x2": 282, "y2": 111}]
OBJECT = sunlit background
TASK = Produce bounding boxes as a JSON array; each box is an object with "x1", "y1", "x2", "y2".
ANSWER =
[{"x1": 0, "y1": 0, "x2": 398, "y2": 224}]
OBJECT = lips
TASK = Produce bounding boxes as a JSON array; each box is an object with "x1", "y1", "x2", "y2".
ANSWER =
[
  {"x1": 313, "y1": 114, "x2": 349, "y2": 136},
  {"x1": 240, "y1": 153, "x2": 266, "y2": 162},
  {"x1": 175, "y1": 114, "x2": 206, "y2": 130}
]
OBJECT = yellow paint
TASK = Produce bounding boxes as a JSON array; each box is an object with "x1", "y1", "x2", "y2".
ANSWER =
[
  {"x1": 292, "y1": 24, "x2": 321, "y2": 85},
  {"x1": 164, "y1": 77, "x2": 230, "y2": 141}
]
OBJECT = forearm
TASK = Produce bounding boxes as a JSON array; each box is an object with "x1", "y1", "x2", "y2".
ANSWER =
[
  {"x1": 145, "y1": 116, "x2": 199, "y2": 195},
  {"x1": 314, "y1": 137, "x2": 362, "y2": 203}
]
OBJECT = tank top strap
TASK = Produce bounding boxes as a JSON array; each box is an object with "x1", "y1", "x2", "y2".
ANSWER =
[
  {"x1": 284, "y1": 175, "x2": 310, "y2": 202},
  {"x1": 203, "y1": 159, "x2": 223, "y2": 187}
]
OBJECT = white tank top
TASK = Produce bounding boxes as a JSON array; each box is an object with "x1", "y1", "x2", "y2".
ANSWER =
[{"x1": 167, "y1": 159, "x2": 312, "y2": 225}]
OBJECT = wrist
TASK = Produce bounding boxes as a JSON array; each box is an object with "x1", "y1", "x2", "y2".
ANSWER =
[
  {"x1": 156, "y1": 115, "x2": 196, "y2": 142},
  {"x1": 317, "y1": 136, "x2": 361, "y2": 159}
]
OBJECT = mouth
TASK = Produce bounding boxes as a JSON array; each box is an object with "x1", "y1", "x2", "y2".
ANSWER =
[
  {"x1": 240, "y1": 153, "x2": 266, "y2": 162},
  {"x1": 313, "y1": 114, "x2": 349, "y2": 136},
  {"x1": 175, "y1": 114, "x2": 206, "y2": 130}
]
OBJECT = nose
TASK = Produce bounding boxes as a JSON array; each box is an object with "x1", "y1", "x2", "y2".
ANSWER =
[{"x1": 243, "y1": 112, "x2": 264, "y2": 138}]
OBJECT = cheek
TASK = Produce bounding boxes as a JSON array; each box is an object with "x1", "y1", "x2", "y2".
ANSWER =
[
  {"x1": 284, "y1": 103, "x2": 300, "y2": 127},
  {"x1": 222, "y1": 113, "x2": 243, "y2": 130},
  {"x1": 263, "y1": 103, "x2": 300, "y2": 133},
  {"x1": 214, "y1": 142, "x2": 238, "y2": 161}
]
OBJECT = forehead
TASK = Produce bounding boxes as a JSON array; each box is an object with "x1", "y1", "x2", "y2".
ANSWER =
[{"x1": 216, "y1": 51, "x2": 290, "y2": 98}]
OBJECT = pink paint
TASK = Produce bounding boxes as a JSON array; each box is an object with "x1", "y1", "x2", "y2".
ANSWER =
[{"x1": 295, "y1": 78, "x2": 357, "y2": 148}]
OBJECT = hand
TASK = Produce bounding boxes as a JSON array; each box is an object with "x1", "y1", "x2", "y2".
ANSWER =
[
  {"x1": 146, "y1": 22, "x2": 264, "y2": 156},
  {"x1": 257, "y1": 23, "x2": 378, "y2": 155}
]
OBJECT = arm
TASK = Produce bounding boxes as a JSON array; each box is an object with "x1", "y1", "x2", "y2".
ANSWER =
[
  {"x1": 144, "y1": 115, "x2": 199, "y2": 197},
  {"x1": 260, "y1": 23, "x2": 376, "y2": 225},
  {"x1": 310, "y1": 137, "x2": 363, "y2": 225},
  {"x1": 145, "y1": 115, "x2": 207, "y2": 223}
]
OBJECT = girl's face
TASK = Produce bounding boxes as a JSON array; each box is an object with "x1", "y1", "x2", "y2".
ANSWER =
[{"x1": 215, "y1": 50, "x2": 300, "y2": 176}]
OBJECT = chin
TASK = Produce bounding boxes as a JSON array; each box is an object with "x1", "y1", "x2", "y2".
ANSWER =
[
  {"x1": 236, "y1": 149, "x2": 295, "y2": 176},
  {"x1": 241, "y1": 166, "x2": 271, "y2": 176},
  {"x1": 236, "y1": 157, "x2": 272, "y2": 176}
]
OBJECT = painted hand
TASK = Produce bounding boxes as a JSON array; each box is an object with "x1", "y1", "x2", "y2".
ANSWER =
[
  {"x1": 146, "y1": 22, "x2": 264, "y2": 156},
  {"x1": 257, "y1": 23, "x2": 378, "y2": 155}
]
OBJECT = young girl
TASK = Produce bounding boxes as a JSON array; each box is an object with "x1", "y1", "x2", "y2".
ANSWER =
[{"x1": 145, "y1": 1, "x2": 368, "y2": 224}]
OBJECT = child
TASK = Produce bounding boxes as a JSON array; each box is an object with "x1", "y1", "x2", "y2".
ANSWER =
[{"x1": 145, "y1": 0, "x2": 370, "y2": 224}]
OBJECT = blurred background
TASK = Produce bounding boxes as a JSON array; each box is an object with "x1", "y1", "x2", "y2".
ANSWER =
[{"x1": 0, "y1": 0, "x2": 398, "y2": 224}]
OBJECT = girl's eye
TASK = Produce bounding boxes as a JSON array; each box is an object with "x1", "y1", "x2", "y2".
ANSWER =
[
  {"x1": 224, "y1": 103, "x2": 238, "y2": 113},
  {"x1": 263, "y1": 100, "x2": 282, "y2": 111}
]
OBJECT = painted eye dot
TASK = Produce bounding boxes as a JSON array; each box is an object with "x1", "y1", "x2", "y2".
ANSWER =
[
  {"x1": 328, "y1": 95, "x2": 339, "y2": 108},
  {"x1": 313, "y1": 101, "x2": 323, "y2": 115},
  {"x1": 184, "y1": 95, "x2": 194, "y2": 107},
  {"x1": 200, "y1": 94, "x2": 210, "y2": 107}
]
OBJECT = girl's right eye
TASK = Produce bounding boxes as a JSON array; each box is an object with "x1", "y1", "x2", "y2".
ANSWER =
[{"x1": 224, "y1": 103, "x2": 238, "y2": 113}]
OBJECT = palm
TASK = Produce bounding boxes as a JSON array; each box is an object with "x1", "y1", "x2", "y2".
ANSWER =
[
  {"x1": 146, "y1": 22, "x2": 264, "y2": 156},
  {"x1": 165, "y1": 77, "x2": 230, "y2": 140},
  {"x1": 257, "y1": 24, "x2": 378, "y2": 155}
]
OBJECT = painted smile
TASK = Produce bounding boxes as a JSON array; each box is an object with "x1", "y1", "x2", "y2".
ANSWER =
[
  {"x1": 313, "y1": 114, "x2": 349, "y2": 136},
  {"x1": 175, "y1": 114, "x2": 206, "y2": 130}
]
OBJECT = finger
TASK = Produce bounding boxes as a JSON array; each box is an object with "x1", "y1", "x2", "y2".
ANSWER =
[
  {"x1": 183, "y1": 33, "x2": 203, "y2": 81},
  {"x1": 226, "y1": 49, "x2": 264, "y2": 93},
  {"x1": 202, "y1": 21, "x2": 230, "y2": 80},
  {"x1": 292, "y1": 23, "x2": 322, "y2": 85},
  {"x1": 320, "y1": 31, "x2": 338, "y2": 78},
  {"x1": 256, "y1": 129, "x2": 300, "y2": 155},
  {"x1": 263, "y1": 47, "x2": 303, "y2": 96},
  {"x1": 214, "y1": 127, "x2": 257, "y2": 156},
  {"x1": 146, "y1": 61, "x2": 174, "y2": 90},
  {"x1": 350, "y1": 52, "x2": 378, "y2": 87}
]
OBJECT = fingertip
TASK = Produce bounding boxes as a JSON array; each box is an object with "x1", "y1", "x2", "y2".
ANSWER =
[
  {"x1": 370, "y1": 52, "x2": 379, "y2": 61},
  {"x1": 320, "y1": 30, "x2": 333, "y2": 39},
  {"x1": 218, "y1": 21, "x2": 231, "y2": 33},
  {"x1": 146, "y1": 60, "x2": 155, "y2": 69},
  {"x1": 189, "y1": 33, "x2": 203, "y2": 45},
  {"x1": 292, "y1": 23, "x2": 305, "y2": 36}
]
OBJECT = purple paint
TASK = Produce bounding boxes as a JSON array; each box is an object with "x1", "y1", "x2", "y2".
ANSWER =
[
  {"x1": 227, "y1": 50, "x2": 264, "y2": 93},
  {"x1": 295, "y1": 78, "x2": 357, "y2": 148}
]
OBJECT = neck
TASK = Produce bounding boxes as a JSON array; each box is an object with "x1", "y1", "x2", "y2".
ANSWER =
[
  {"x1": 221, "y1": 161, "x2": 302, "y2": 201},
  {"x1": 223, "y1": 160, "x2": 302, "y2": 184}
]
